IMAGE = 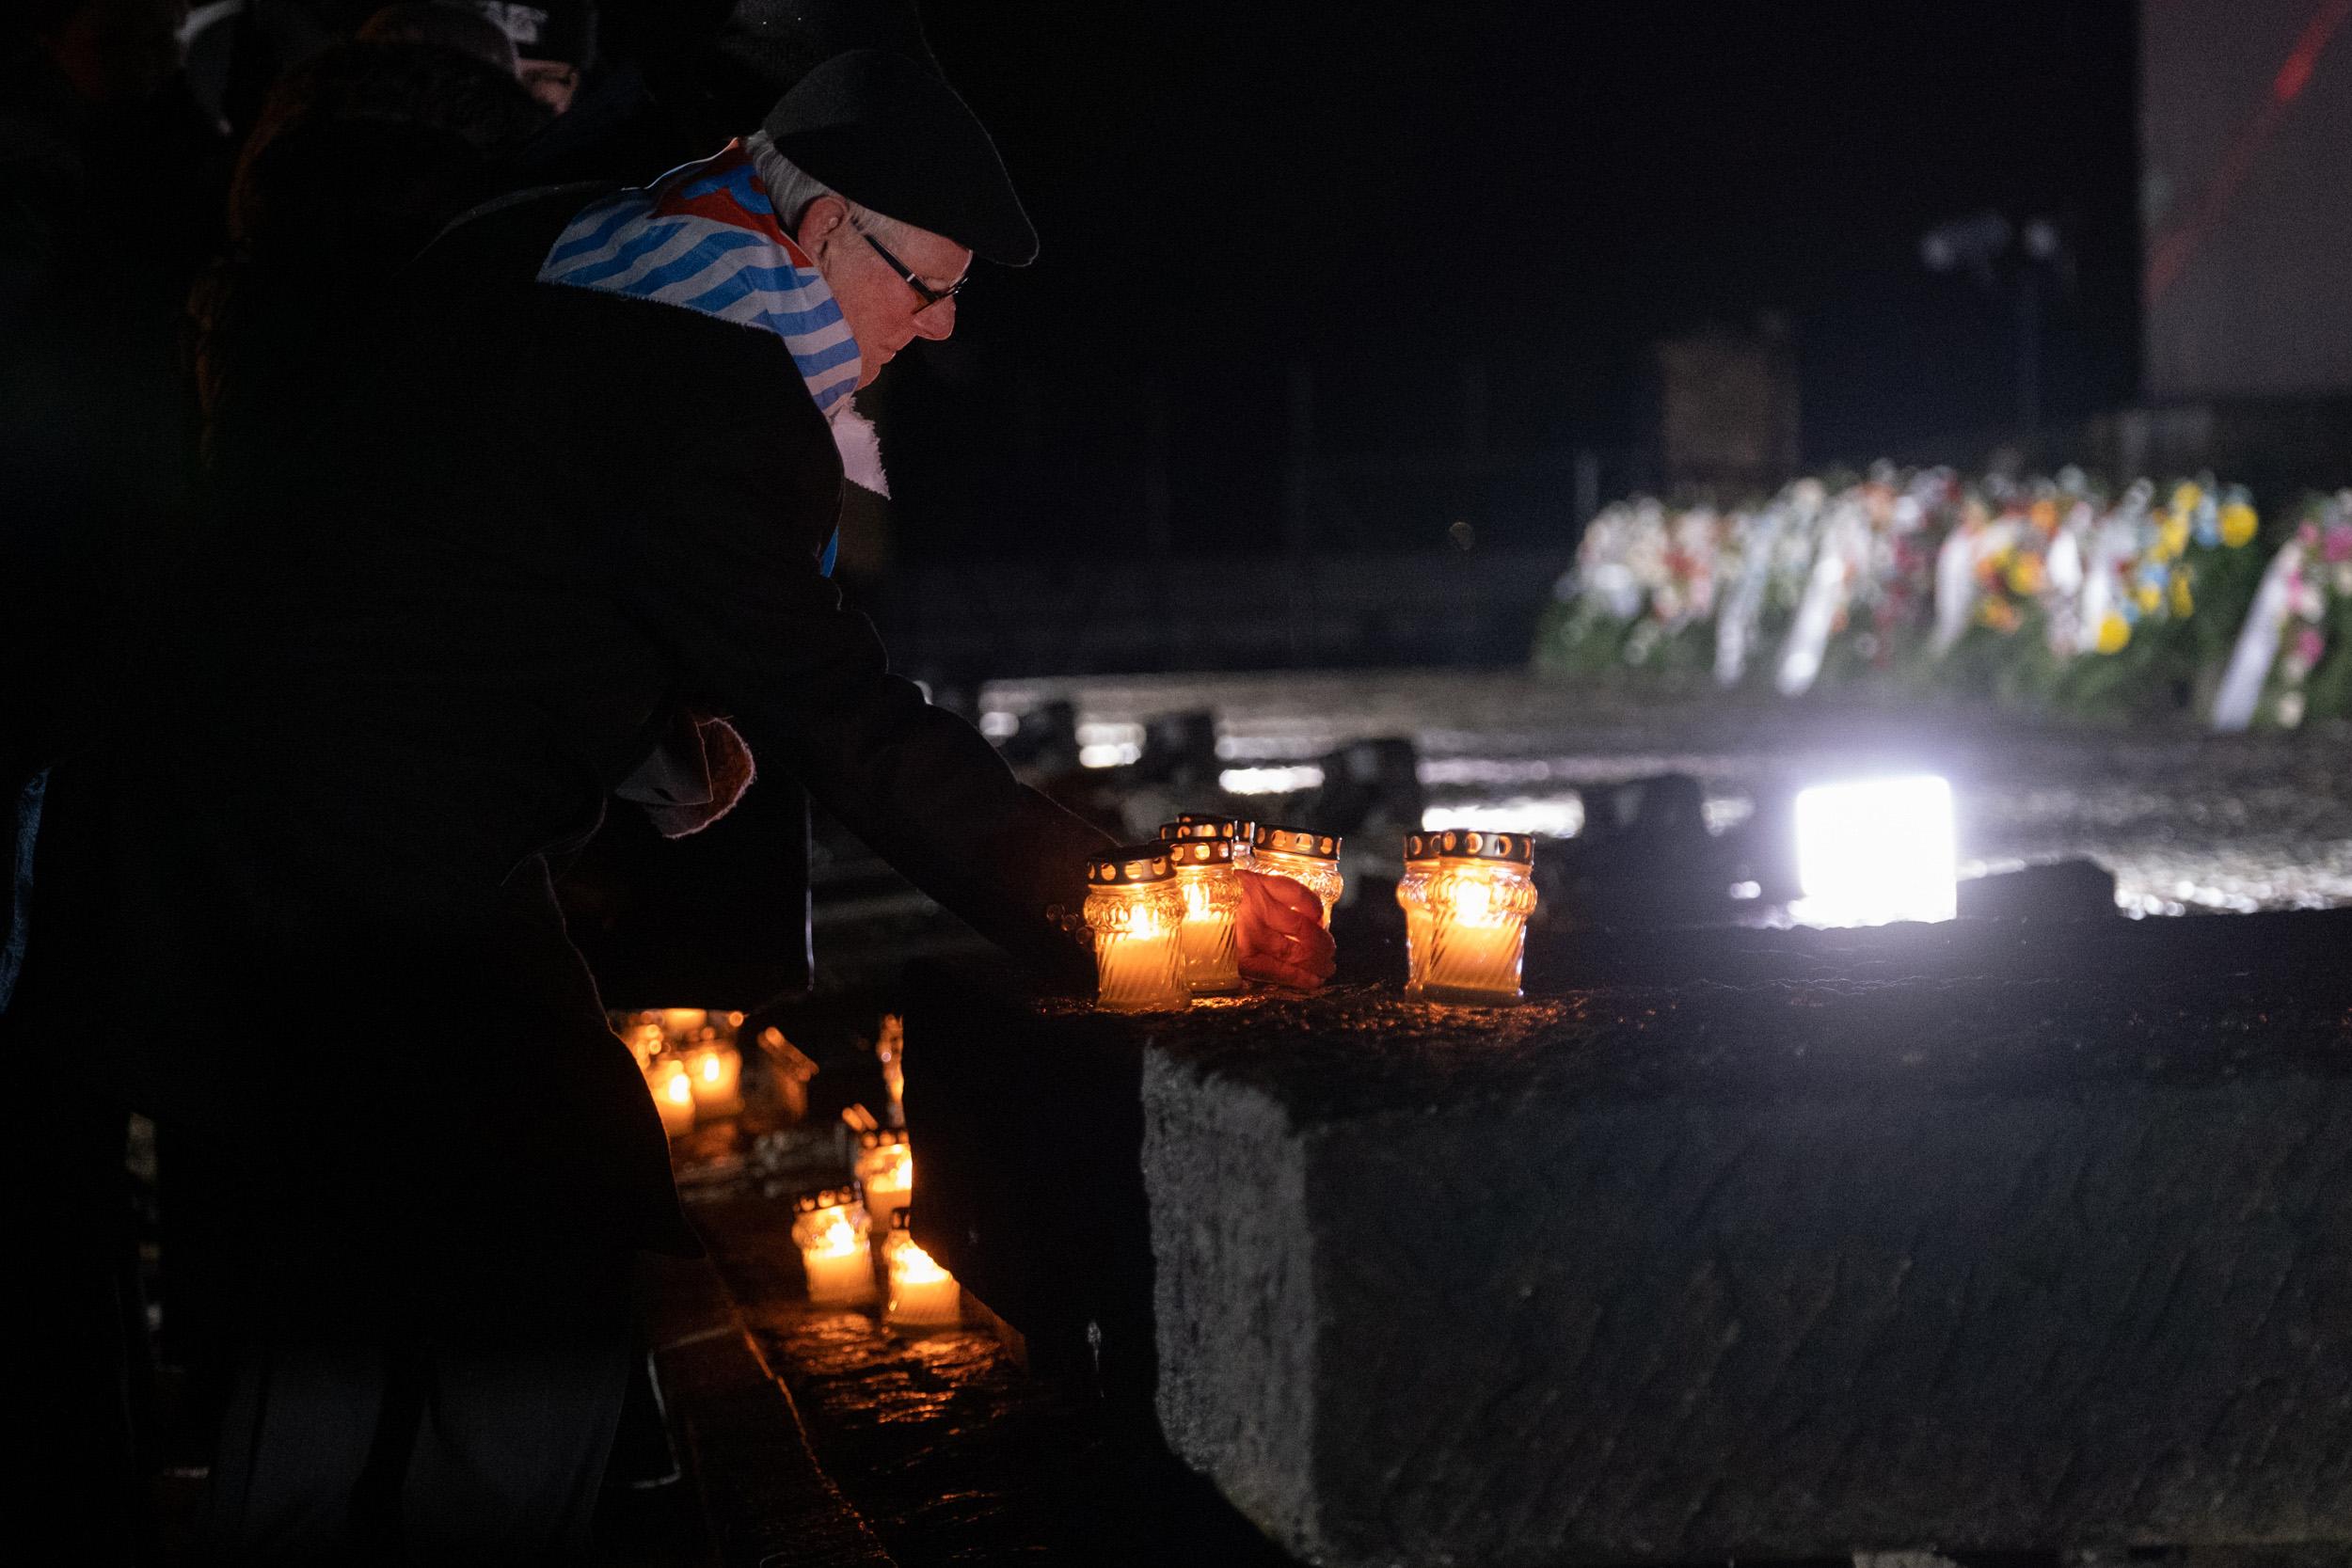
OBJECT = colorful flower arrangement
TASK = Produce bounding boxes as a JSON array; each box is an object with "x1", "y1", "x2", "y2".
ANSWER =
[
  {"x1": 2211, "y1": 492, "x2": 2352, "y2": 730},
  {"x1": 1541, "y1": 498, "x2": 1729, "y2": 676},
  {"x1": 1535, "y1": 467, "x2": 2290, "y2": 724}
]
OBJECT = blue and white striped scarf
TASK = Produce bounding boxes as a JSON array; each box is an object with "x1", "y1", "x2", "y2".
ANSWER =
[{"x1": 536, "y1": 139, "x2": 882, "y2": 536}]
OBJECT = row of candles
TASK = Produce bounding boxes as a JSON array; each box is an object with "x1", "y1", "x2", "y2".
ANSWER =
[
  {"x1": 791, "y1": 1179, "x2": 961, "y2": 1327},
  {"x1": 1085, "y1": 815, "x2": 1540, "y2": 1009},
  {"x1": 792, "y1": 1124, "x2": 958, "y2": 1326},
  {"x1": 620, "y1": 1001, "x2": 962, "y2": 1327}
]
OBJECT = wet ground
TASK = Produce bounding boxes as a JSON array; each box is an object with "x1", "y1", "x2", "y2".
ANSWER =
[
  {"x1": 661, "y1": 1108, "x2": 1297, "y2": 1567},
  {"x1": 977, "y1": 670, "x2": 2352, "y2": 916}
]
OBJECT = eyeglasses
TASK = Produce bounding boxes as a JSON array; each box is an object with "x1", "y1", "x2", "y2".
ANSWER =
[{"x1": 851, "y1": 217, "x2": 965, "y2": 315}]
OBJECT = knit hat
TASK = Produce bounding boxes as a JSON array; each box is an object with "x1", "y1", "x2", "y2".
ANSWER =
[
  {"x1": 762, "y1": 47, "x2": 1036, "y2": 266},
  {"x1": 462, "y1": 0, "x2": 596, "y2": 68}
]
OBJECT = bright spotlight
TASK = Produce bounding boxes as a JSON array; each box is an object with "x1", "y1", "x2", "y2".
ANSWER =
[{"x1": 1792, "y1": 775, "x2": 1956, "y2": 927}]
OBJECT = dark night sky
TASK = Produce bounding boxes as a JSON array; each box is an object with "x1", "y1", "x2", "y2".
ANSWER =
[{"x1": 864, "y1": 3, "x2": 2141, "y2": 557}]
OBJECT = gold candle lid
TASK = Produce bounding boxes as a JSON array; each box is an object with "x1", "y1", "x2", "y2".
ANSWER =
[
  {"x1": 1251, "y1": 823, "x2": 1340, "y2": 861},
  {"x1": 1159, "y1": 813, "x2": 1239, "y2": 843},
  {"x1": 1089, "y1": 845, "x2": 1178, "y2": 885},
  {"x1": 792, "y1": 1183, "x2": 861, "y2": 1214},
  {"x1": 1403, "y1": 828, "x2": 1536, "y2": 864},
  {"x1": 1166, "y1": 836, "x2": 1234, "y2": 867}
]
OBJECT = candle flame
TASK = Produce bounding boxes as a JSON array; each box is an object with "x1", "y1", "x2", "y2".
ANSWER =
[
  {"x1": 859, "y1": 1142, "x2": 914, "y2": 1194},
  {"x1": 803, "y1": 1212, "x2": 863, "y2": 1257},
  {"x1": 892, "y1": 1238, "x2": 951, "y2": 1285},
  {"x1": 791, "y1": 1197, "x2": 871, "y2": 1255},
  {"x1": 699, "y1": 1054, "x2": 723, "y2": 1083},
  {"x1": 662, "y1": 1070, "x2": 693, "y2": 1107}
]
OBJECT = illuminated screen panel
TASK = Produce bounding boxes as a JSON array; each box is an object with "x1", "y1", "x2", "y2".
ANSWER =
[{"x1": 2142, "y1": 0, "x2": 2352, "y2": 399}]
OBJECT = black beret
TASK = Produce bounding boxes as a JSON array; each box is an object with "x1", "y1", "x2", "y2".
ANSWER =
[{"x1": 762, "y1": 48, "x2": 1037, "y2": 267}]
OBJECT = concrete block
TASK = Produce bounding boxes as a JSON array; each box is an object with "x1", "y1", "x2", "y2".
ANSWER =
[{"x1": 908, "y1": 911, "x2": 2352, "y2": 1565}]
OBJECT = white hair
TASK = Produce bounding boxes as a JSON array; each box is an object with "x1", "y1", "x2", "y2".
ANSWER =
[{"x1": 744, "y1": 131, "x2": 920, "y2": 249}]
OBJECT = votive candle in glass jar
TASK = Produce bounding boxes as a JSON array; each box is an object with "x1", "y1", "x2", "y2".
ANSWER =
[
  {"x1": 1244, "y1": 824, "x2": 1344, "y2": 927},
  {"x1": 1161, "y1": 813, "x2": 1248, "y2": 887},
  {"x1": 855, "y1": 1128, "x2": 914, "y2": 1231},
  {"x1": 648, "y1": 1056, "x2": 698, "y2": 1136},
  {"x1": 883, "y1": 1208, "x2": 961, "y2": 1328},
  {"x1": 1084, "y1": 846, "x2": 1192, "y2": 1012},
  {"x1": 791, "y1": 1186, "x2": 877, "y2": 1306},
  {"x1": 682, "y1": 1039, "x2": 744, "y2": 1117},
  {"x1": 1395, "y1": 833, "x2": 1444, "y2": 991},
  {"x1": 1163, "y1": 835, "x2": 1244, "y2": 994},
  {"x1": 1411, "y1": 830, "x2": 1538, "y2": 1004}
]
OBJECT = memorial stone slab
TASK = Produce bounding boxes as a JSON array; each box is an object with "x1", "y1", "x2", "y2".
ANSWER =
[{"x1": 908, "y1": 912, "x2": 2352, "y2": 1565}]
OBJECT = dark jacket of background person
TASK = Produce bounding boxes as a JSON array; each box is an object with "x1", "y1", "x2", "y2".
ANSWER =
[
  {"x1": 1, "y1": 8, "x2": 223, "y2": 878},
  {"x1": 19, "y1": 183, "x2": 1110, "y2": 1259},
  {"x1": 0, "y1": 9, "x2": 227, "y2": 1550},
  {"x1": 188, "y1": 37, "x2": 549, "y2": 502},
  {"x1": 508, "y1": 0, "x2": 933, "y2": 189}
]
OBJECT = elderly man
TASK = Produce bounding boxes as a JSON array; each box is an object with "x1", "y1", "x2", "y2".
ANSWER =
[{"x1": 20, "y1": 45, "x2": 1330, "y2": 1561}]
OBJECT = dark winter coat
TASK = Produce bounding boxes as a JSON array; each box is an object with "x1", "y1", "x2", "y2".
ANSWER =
[{"x1": 23, "y1": 185, "x2": 1108, "y2": 1257}]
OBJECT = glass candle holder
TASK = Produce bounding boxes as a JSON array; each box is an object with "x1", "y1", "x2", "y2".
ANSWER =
[
  {"x1": 883, "y1": 1208, "x2": 961, "y2": 1328},
  {"x1": 1083, "y1": 846, "x2": 1192, "y2": 1012},
  {"x1": 1163, "y1": 835, "x2": 1244, "y2": 994},
  {"x1": 1160, "y1": 813, "x2": 1241, "y2": 848},
  {"x1": 682, "y1": 1040, "x2": 744, "y2": 1117},
  {"x1": 791, "y1": 1186, "x2": 877, "y2": 1305},
  {"x1": 855, "y1": 1129, "x2": 914, "y2": 1231},
  {"x1": 1395, "y1": 838, "x2": 1443, "y2": 991},
  {"x1": 1407, "y1": 830, "x2": 1538, "y2": 1004},
  {"x1": 1244, "y1": 824, "x2": 1344, "y2": 927},
  {"x1": 647, "y1": 1056, "x2": 698, "y2": 1136}
]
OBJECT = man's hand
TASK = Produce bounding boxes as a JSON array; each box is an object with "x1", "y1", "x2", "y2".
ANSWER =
[{"x1": 1236, "y1": 870, "x2": 1337, "y2": 990}]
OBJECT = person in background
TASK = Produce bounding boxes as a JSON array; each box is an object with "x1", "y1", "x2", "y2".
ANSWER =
[
  {"x1": 3, "y1": 0, "x2": 220, "y2": 724},
  {"x1": 355, "y1": 0, "x2": 518, "y2": 71},
  {"x1": 461, "y1": 0, "x2": 596, "y2": 114},
  {"x1": 3, "y1": 7, "x2": 224, "y2": 1560},
  {"x1": 187, "y1": 28, "x2": 548, "y2": 494},
  {"x1": 211, "y1": 0, "x2": 383, "y2": 138},
  {"x1": 506, "y1": 0, "x2": 930, "y2": 194}
]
